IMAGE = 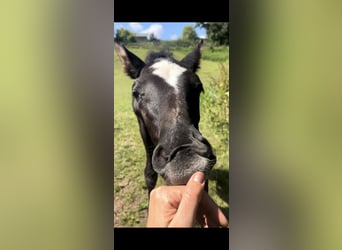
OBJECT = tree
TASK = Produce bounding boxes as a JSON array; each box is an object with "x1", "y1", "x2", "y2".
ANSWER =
[
  {"x1": 114, "y1": 28, "x2": 136, "y2": 44},
  {"x1": 181, "y1": 26, "x2": 198, "y2": 43},
  {"x1": 148, "y1": 33, "x2": 160, "y2": 45},
  {"x1": 148, "y1": 33, "x2": 157, "y2": 41},
  {"x1": 196, "y1": 22, "x2": 229, "y2": 46}
]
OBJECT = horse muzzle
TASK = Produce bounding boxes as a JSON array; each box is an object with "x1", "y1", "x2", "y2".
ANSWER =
[{"x1": 152, "y1": 126, "x2": 217, "y2": 185}]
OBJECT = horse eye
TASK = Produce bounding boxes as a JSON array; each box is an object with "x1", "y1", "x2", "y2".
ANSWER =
[{"x1": 132, "y1": 90, "x2": 140, "y2": 99}]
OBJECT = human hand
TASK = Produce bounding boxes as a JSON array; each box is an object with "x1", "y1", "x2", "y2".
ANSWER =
[{"x1": 146, "y1": 171, "x2": 228, "y2": 227}]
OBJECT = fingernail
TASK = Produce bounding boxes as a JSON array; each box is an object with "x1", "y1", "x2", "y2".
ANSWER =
[{"x1": 193, "y1": 172, "x2": 205, "y2": 184}]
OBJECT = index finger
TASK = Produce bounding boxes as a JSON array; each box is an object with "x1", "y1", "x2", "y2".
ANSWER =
[{"x1": 197, "y1": 192, "x2": 228, "y2": 227}]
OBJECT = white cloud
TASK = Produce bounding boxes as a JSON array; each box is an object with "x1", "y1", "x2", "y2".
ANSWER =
[
  {"x1": 170, "y1": 34, "x2": 178, "y2": 40},
  {"x1": 129, "y1": 22, "x2": 143, "y2": 31},
  {"x1": 114, "y1": 23, "x2": 123, "y2": 29},
  {"x1": 140, "y1": 24, "x2": 163, "y2": 39},
  {"x1": 197, "y1": 30, "x2": 207, "y2": 39}
]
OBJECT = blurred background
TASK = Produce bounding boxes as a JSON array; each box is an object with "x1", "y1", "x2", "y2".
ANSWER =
[
  {"x1": 230, "y1": 0, "x2": 342, "y2": 249},
  {"x1": 0, "y1": 0, "x2": 113, "y2": 249}
]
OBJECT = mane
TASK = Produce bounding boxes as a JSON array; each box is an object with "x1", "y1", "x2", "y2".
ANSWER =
[{"x1": 145, "y1": 50, "x2": 176, "y2": 65}]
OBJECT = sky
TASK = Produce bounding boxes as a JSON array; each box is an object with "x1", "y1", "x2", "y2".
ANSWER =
[{"x1": 113, "y1": 22, "x2": 207, "y2": 41}]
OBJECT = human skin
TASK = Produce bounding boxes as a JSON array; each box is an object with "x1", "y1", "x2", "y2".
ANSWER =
[{"x1": 146, "y1": 172, "x2": 228, "y2": 228}]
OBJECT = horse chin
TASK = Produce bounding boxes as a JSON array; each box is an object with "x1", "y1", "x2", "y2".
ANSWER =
[{"x1": 159, "y1": 153, "x2": 217, "y2": 185}]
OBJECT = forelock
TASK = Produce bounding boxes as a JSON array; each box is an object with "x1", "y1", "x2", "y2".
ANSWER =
[{"x1": 145, "y1": 50, "x2": 175, "y2": 65}]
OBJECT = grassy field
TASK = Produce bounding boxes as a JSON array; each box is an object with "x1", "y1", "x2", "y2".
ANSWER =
[{"x1": 114, "y1": 45, "x2": 229, "y2": 227}]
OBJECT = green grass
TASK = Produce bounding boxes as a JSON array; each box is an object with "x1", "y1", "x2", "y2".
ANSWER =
[
  {"x1": 202, "y1": 46, "x2": 229, "y2": 62},
  {"x1": 114, "y1": 46, "x2": 229, "y2": 227}
]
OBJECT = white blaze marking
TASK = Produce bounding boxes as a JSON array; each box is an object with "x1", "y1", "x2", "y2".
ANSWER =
[{"x1": 150, "y1": 59, "x2": 187, "y2": 91}]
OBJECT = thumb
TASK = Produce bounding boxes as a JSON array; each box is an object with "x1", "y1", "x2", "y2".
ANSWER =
[{"x1": 169, "y1": 172, "x2": 205, "y2": 227}]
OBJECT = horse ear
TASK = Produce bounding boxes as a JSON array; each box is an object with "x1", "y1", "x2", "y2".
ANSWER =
[
  {"x1": 179, "y1": 39, "x2": 203, "y2": 73},
  {"x1": 114, "y1": 42, "x2": 145, "y2": 79}
]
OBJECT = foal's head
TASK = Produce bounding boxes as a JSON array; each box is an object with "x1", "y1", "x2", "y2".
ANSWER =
[{"x1": 115, "y1": 40, "x2": 216, "y2": 185}]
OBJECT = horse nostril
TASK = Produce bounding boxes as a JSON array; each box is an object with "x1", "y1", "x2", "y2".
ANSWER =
[
  {"x1": 168, "y1": 141, "x2": 216, "y2": 163},
  {"x1": 208, "y1": 150, "x2": 217, "y2": 162},
  {"x1": 152, "y1": 145, "x2": 168, "y2": 173},
  {"x1": 167, "y1": 144, "x2": 189, "y2": 162}
]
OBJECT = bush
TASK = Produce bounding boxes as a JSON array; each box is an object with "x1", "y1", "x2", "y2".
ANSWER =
[{"x1": 201, "y1": 62, "x2": 229, "y2": 146}]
